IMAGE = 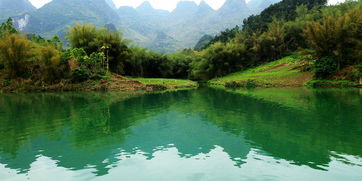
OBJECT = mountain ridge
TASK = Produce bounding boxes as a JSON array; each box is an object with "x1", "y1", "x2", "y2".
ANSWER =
[
  {"x1": 0, "y1": 0, "x2": 36, "y2": 19},
  {"x1": 6, "y1": 0, "x2": 271, "y2": 52}
]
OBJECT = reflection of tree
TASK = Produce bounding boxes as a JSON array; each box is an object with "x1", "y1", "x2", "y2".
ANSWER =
[
  {"x1": 0, "y1": 92, "x2": 145, "y2": 174},
  {"x1": 190, "y1": 88, "x2": 362, "y2": 169},
  {"x1": 0, "y1": 88, "x2": 361, "y2": 175}
]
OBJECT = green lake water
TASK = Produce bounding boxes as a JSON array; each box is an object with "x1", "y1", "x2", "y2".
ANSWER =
[{"x1": 0, "y1": 88, "x2": 361, "y2": 181}]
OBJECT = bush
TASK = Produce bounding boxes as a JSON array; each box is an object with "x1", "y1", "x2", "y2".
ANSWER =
[
  {"x1": 245, "y1": 79, "x2": 257, "y2": 88},
  {"x1": 225, "y1": 81, "x2": 243, "y2": 88},
  {"x1": 344, "y1": 67, "x2": 360, "y2": 82},
  {"x1": 72, "y1": 66, "x2": 91, "y2": 82},
  {"x1": 1, "y1": 79, "x2": 11, "y2": 87},
  {"x1": 306, "y1": 80, "x2": 359, "y2": 87},
  {"x1": 314, "y1": 56, "x2": 337, "y2": 79},
  {"x1": 225, "y1": 80, "x2": 257, "y2": 88}
]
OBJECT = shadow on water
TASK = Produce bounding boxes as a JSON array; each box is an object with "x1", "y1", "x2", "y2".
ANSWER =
[{"x1": 0, "y1": 88, "x2": 361, "y2": 176}]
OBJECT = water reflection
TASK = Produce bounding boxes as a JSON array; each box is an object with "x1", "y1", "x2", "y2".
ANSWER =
[{"x1": 0, "y1": 88, "x2": 361, "y2": 180}]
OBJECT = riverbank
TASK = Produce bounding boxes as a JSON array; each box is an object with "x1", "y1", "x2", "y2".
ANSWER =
[
  {"x1": 208, "y1": 56, "x2": 361, "y2": 88},
  {"x1": 133, "y1": 78, "x2": 198, "y2": 90},
  {"x1": 0, "y1": 74, "x2": 198, "y2": 93}
]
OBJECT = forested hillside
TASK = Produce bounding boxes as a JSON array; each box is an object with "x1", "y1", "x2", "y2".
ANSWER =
[{"x1": 191, "y1": 0, "x2": 361, "y2": 83}]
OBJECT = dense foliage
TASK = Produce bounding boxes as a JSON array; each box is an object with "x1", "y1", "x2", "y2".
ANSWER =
[
  {"x1": 0, "y1": 21, "x2": 109, "y2": 84},
  {"x1": 66, "y1": 23, "x2": 130, "y2": 74},
  {"x1": 191, "y1": 0, "x2": 362, "y2": 81}
]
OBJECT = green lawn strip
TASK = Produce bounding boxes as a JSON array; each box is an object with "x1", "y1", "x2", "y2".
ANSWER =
[{"x1": 133, "y1": 78, "x2": 198, "y2": 88}]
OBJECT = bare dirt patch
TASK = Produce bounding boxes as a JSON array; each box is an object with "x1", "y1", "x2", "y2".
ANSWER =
[{"x1": 257, "y1": 63, "x2": 288, "y2": 72}]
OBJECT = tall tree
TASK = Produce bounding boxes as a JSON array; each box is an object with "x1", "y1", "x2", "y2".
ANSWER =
[{"x1": 0, "y1": 34, "x2": 33, "y2": 78}]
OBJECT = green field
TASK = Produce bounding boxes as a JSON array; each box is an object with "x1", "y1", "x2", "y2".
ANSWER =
[
  {"x1": 209, "y1": 56, "x2": 314, "y2": 87},
  {"x1": 133, "y1": 78, "x2": 198, "y2": 89}
]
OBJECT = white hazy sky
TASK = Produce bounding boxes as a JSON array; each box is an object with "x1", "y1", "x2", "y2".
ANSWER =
[{"x1": 28, "y1": 0, "x2": 347, "y2": 11}]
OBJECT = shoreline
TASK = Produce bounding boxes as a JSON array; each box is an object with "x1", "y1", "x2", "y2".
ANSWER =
[
  {"x1": 1, "y1": 79, "x2": 360, "y2": 93},
  {"x1": 208, "y1": 80, "x2": 362, "y2": 89},
  {"x1": 0, "y1": 75, "x2": 199, "y2": 93}
]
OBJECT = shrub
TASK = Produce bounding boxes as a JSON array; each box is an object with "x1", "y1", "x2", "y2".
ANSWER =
[
  {"x1": 225, "y1": 81, "x2": 243, "y2": 88},
  {"x1": 72, "y1": 66, "x2": 91, "y2": 82},
  {"x1": 68, "y1": 50, "x2": 107, "y2": 82},
  {"x1": 342, "y1": 66, "x2": 361, "y2": 82},
  {"x1": 225, "y1": 80, "x2": 257, "y2": 88},
  {"x1": 306, "y1": 80, "x2": 359, "y2": 87},
  {"x1": 245, "y1": 79, "x2": 257, "y2": 88},
  {"x1": 313, "y1": 56, "x2": 337, "y2": 79}
]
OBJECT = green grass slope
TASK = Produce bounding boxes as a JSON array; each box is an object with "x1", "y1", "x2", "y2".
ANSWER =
[
  {"x1": 134, "y1": 78, "x2": 198, "y2": 89},
  {"x1": 209, "y1": 56, "x2": 314, "y2": 87}
]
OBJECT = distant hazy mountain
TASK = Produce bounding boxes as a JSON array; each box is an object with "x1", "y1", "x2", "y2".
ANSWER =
[
  {"x1": 171, "y1": 1, "x2": 199, "y2": 19},
  {"x1": 195, "y1": 0, "x2": 215, "y2": 17},
  {"x1": 12, "y1": 0, "x2": 119, "y2": 38},
  {"x1": 0, "y1": 0, "x2": 35, "y2": 19},
  {"x1": 119, "y1": 0, "x2": 254, "y2": 52},
  {"x1": 5, "y1": 0, "x2": 273, "y2": 52},
  {"x1": 212, "y1": 0, "x2": 251, "y2": 28},
  {"x1": 117, "y1": 2, "x2": 178, "y2": 52},
  {"x1": 106, "y1": 0, "x2": 117, "y2": 10},
  {"x1": 105, "y1": 0, "x2": 117, "y2": 10},
  {"x1": 219, "y1": 0, "x2": 249, "y2": 15}
]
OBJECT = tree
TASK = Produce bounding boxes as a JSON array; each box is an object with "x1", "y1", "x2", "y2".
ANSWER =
[
  {"x1": 95, "y1": 29, "x2": 130, "y2": 74},
  {"x1": 0, "y1": 34, "x2": 33, "y2": 78},
  {"x1": 66, "y1": 23, "x2": 130, "y2": 74},
  {"x1": 0, "y1": 18, "x2": 18, "y2": 39},
  {"x1": 303, "y1": 9, "x2": 360, "y2": 70},
  {"x1": 264, "y1": 19, "x2": 287, "y2": 60},
  {"x1": 125, "y1": 46, "x2": 147, "y2": 77},
  {"x1": 36, "y1": 44, "x2": 62, "y2": 83},
  {"x1": 191, "y1": 42, "x2": 247, "y2": 80},
  {"x1": 66, "y1": 23, "x2": 98, "y2": 54}
]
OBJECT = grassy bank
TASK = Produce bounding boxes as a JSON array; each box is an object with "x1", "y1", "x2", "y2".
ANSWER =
[
  {"x1": 0, "y1": 74, "x2": 198, "y2": 93},
  {"x1": 133, "y1": 78, "x2": 198, "y2": 90},
  {"x1": 209, "y1": 56, "x2": 361, "y2": 88}
]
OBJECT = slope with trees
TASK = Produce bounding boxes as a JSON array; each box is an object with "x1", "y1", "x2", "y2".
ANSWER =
[{"x1": 202, "y1": 0, "x2": 362, "y2": 87}]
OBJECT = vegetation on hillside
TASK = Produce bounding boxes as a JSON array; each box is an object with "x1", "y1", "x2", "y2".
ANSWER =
[
  {"x1": 0, "y1": 19, "x2": 196, "y2": 92},
  {"x1": 0, "y1": 0, "x2": 361, "y2": 92},
  {"x1": 192, "y1": 0, "x2": 362, "y2": 84},
  {"x1": 209, "y1": 56, "x2": 314, "y2": 87}
]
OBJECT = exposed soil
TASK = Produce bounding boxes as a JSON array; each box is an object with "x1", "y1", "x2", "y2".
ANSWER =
[{"x1": 257, "y1": 63, "x2": 288, "y2": 73}]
